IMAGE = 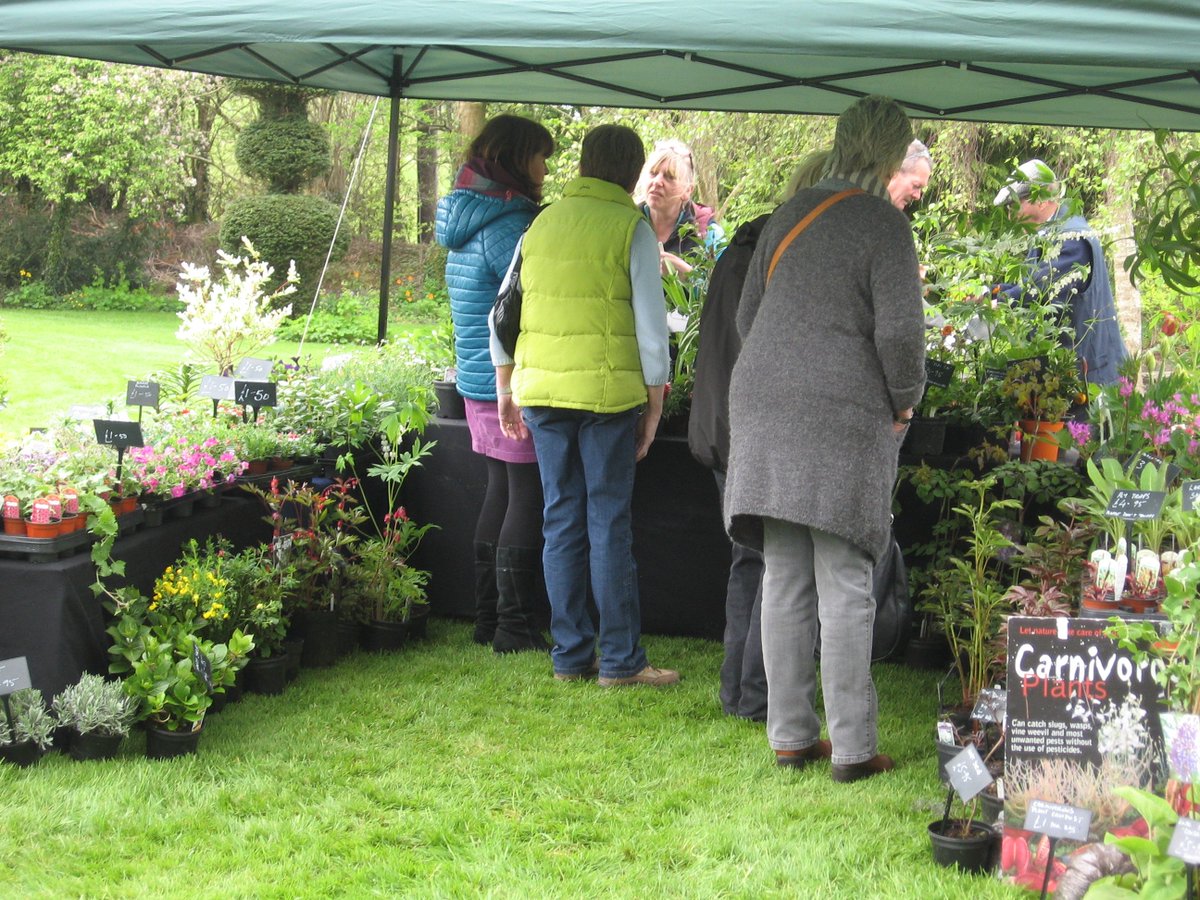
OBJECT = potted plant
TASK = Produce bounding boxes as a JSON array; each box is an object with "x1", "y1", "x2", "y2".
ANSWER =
[
  {"x1": 0, "y1": 688, "x2": 56, "y2": 767},
  {"x1": 921, "y1": 475, "x2": 1020, "y2": 736},
  {"x1": 999, "y1": 349, "x2": 1082, "y2": 462},
  {"x1": 51, "y1": 673, "x2": 138, "y2": 761},
  {"x1": 347, "y1": 509, "x2": 434, "y2": 651}
]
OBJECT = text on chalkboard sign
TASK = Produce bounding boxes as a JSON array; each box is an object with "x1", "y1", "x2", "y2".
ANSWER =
[
  {"x1": 924, "y1": 358, "x2": 954, "y2": 388},
  {"x1": 1023, "y1": 799, "x2": 1092, "y2": 842},
  {"x1": 199, "y1": 375, "x2": 235, "y2": 401},
  {"x1": 234, "y1": 381, "x2": 277, "y2": 408},
  {"x1": 0, "y1": 656, "x2": 32, "y2": 696},
  {"x1": 946, "y1": 744, "x2": 993, "y2": 802},
  {"x1": 1168, "y1": 817, "x2": 1200, "y2": 865},
  {"x1": 93, "y1": 419, "x2": 145, "y2": 449},
  {"x1": 1104, "y1": 488, "x2": 1166, "y2": 521},
  {"x1": 1183, "y1": 480, "x2": 1200, "y2": 513},
  {"x1": 126, "y1": 380, "x2": 160, "y2": 408},
  {"x1": 234, "y1": 357, "x2": 273, "y2": 380}
]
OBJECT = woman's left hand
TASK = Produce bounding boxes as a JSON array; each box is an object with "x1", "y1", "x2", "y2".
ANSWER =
[
  {"x1": 660, "y1": 250, "x2": 693, "y2": 277},
  {"x1": 498, "y1": 395, "x2": 528, "y2": 441}
]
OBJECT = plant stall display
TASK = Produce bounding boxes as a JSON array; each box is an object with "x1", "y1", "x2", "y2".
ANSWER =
[
  {"x1": 51, "y1": 673, "x2": 138, "y2": 761},
  {"x1": 0, "y1": 688, "x2": 55, "y2": 767}
]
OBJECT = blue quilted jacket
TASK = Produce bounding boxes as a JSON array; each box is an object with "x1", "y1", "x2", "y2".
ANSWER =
[{"x1": 435, "y1": 189, "x2": 537, "y2": 401}]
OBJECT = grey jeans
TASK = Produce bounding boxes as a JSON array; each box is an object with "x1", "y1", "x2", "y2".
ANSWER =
[{"x1": 761, "y1": 517, "x2": 878, "y2": 764}]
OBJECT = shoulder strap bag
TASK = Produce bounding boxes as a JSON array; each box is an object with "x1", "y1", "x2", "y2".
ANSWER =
[{"x1": 765, "y1": 188, "x2": 862, "y2": 285}]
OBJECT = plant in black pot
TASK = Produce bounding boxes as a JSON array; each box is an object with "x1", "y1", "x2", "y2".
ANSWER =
[
  {"x1": 0, "y1": 688, "x2": 55, "y2": 767},
  {"x1": 51, "y1": 673, "x2": 138, "y2": 761}
]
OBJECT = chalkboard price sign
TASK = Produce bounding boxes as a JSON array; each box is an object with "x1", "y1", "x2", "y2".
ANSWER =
[
  {"x1": 1023, "y1": 799, "x2": 1092, "y2": 842},
  {"x1": 0, "y1": 656, "x2": 32, "y2": 696},
  {"x1": 192, "y1": 643, "x2": 213, "y2": 692},
  {"x1": 1168, "y1": 816, "x2": 1200, "y2": 865},
  {"x1": 93, "y1": 419, "x2": 145, "y2": 449},
  {"x1": 234, "y1": 357, "x2": 273, "y2": 380},
  {"x1": 1128, "y1": 452, "x2": 1181, "y2": 485},
  {"x1": 925, "y1": 358, "x2": 954, "y2": 388},
  {"x1": 199, "y1": 375, "x2": 235, "y2": 401},
  {"x1": 234, "y1": 381, "x2": 277, "y2": 408},
  {"x1": 1104, "y1": 488, "x2": 1166, "y2": 521},
  {"x1": 946, "y1": 744, "x2": 993, "y2": 802},
  {"x1": 126, "y1": 380, "x2": 160, "y2": 408},
  {"x1": 1182, "y1": 480, "x2": 1200, "y2": 513},
  {"x1": 984, "y1": 367, "x2": 1007, "y2": 382}
]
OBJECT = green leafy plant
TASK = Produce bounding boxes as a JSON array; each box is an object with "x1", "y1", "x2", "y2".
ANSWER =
[
  {"x1": 51, "y1": 673, "x2": 138, "y2": 738},
  {"x1": 0, "y1": 688, "x2": 55, "y2": 750},
  {"x1": 1087, "y1": 786, "x2": 1187, "y2": 898}
]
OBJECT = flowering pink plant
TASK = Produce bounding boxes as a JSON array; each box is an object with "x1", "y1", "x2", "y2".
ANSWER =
[{"x1": 126, "y1": 436, "x2": 248, "y2": 500}]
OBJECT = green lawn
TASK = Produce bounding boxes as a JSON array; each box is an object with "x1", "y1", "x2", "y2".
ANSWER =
[
  {"x1": 0, "y1": 621, "x2": 1022, "y2": 899},
  {"x1": 0, "y1": 309, "x2": 345, "y2": 439}
]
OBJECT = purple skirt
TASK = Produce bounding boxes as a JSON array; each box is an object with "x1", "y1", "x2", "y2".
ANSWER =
[{"x1": 464, "y1": 398, "x2": 538, "y2": 464}]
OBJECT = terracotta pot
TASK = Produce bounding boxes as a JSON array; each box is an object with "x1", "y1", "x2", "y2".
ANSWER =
[
  {"x1": 2, "y1": 517, "x2": 26, "y2": 537},
  {"x1": 269, "y1": 457, "x2": 294, "y2": 471},
  {"x1": 119, "y1": 496, "x2": 139, "y2": 515},
  {"x1": 24, "y1": 518, "x2": 59, "y2": 539},
  {"x1": 246, "y1": 459, "x2": 270, "y2": 476},
  {"x1": 1018, "y1": 419, "x2": 1064, "y2": 462}
]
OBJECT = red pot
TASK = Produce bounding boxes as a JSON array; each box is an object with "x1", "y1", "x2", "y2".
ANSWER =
[
  {"x1": 3, "y1": 517, "x2": 27, "y2": 537},
  {"x1": 24, "y1": 519, "x2": 59, "y2": 539}
]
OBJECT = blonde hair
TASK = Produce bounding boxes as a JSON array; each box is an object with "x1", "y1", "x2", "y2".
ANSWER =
[
  {"x1": 634, "y1": 139, "x2": 697, "y2": 205},
  {"x1": 829, "y1": 96, "x2": 913, "y2": 183},
  {"x1": 784, "y1": 150, "x2": 831, "y2": 200}
]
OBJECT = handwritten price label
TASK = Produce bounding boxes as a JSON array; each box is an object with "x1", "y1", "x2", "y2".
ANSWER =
[
  {"x1": 93, "y1": 419, "x2": 145, "y2": 449},
  {"x1": 234, "y1": 357, "x2": 274, "y2": 380},
  {"x1": 234, "y1": 381, "x2": 277, "y2": 408},
  {"x1": 125, "y1": 380, "x2": 160, "y2": 408},
  {"x1": 946, "y1": 744, "x2": 992, "y2": 802},
  {"x1": 1182, "y1": 480, "x2": 1200, "y2": 513},
  {"x1": 199, "y1": 375, "x2": 235, "y2": 401},
  {"x1": 1104, "y1": 488, "x2": 1165, "y2": 521},
  {"x1": 0, "y1": 657, "x2": 32, "y2": 696},
  {"x1": 1023, "y1": 799, "x2": 1092, "y2": 842},
  {"x1": 1168, "y1": 817, "x2": 1200, "y2": 865}
]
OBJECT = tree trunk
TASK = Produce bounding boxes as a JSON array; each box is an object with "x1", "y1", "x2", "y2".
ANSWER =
[
  {"x1": 456, "y1": 101, "x2": 486, "y2": 148},
  {"x1": 183, "y1": 91, "x2": 216, "y2": 224},
  {"x1": 44, "y1": 197, "x2": 75, "y2": 295},
  {"x1": 416, "y1": 117, "x2": 439, "y2": 244}
]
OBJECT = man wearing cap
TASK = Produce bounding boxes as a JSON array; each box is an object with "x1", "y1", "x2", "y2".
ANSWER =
[{"x1": 993, "y1": 158, "x2": 1126, "y2": 385}]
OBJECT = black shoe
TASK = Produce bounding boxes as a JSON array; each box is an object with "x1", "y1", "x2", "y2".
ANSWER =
[
  {"x1": 472, "y1": 542, "x2": 499, "y2": 645},
  {"x1": 493, "y1": 545, "x2": 550, "y2": 654}
]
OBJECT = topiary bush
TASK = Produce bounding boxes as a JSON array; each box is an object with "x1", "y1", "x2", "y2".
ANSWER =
[
  {"x1": 220, "y1": 194, "x2": 348, "y2": 298},
  {"x1": 235, "y1": 114, "x2": 331, "y2": 193}
]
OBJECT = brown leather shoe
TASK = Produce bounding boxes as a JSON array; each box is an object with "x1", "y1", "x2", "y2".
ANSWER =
[
  {"x1": 598, "y1": 665, "x2": 680, "y2": 687},
  {"x1": 831, "y1": 754, "x2": 896, "y2": 783},
  {"x1": 554, "y1": 659, "x2": 601, "y2": 682},
  {"x1": 775, "y1": 739, "x2": 833, "y2": 769}
]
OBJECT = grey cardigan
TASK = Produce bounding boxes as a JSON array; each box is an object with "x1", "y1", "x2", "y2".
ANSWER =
[{"x1": 724, "y1": 179, "x2": 926, "y2": 562}]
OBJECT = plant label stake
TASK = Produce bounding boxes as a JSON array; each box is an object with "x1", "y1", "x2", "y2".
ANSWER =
[
  {"x1": 1105, "y1": 488, "x2": 1167, "y2": 522},
  {"x1": 1183, "y1": 480, "x2": 1200, "y2": 513},
  {"x1": 1022, "y1": 799, "x2": 1092, "y2": 900},
  {"x1": 199, "y1": 375, "x2": 235, "y2": 417},
  {"x1": 0, "y1": 656, "x2": 32, "y2": 737},
  {"x1": 234, "y1": 357, "x2": 274, "y2": 381},
  {"x1": 233, "y1": 381, "x2": 277, "y2": 423},
  {"x1": 941, "y1": 744, "x2": 992, "y2": 831},
  {"x1": 93, "y1": 419, "x2": 145, "y2": 488},
  {"x1": 1168, "y1": 817, "x2": 1200, "y2": 898},
  {"x1": 191, "y1": 642, "x2": 213, "y2": 693},
  {"x1": 125, "y1": 380, "x2": 160, "y2": 423}
]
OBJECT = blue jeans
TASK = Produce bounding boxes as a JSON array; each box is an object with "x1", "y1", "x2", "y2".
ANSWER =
[{"x1": 523, "y1": 406, "x2": 647, "y2": 679}]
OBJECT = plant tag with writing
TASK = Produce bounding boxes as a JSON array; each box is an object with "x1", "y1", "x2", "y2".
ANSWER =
[
  {"x1": 1022, "y1": 799, "x2": 1092, "y2": 842},
  {"x1": 1168, "y1": 817, "x2": 1200, "y2": 865},
  {"x1": 1182, "y1": 480, "x2": 1200, "y2": 512},
  {"x1": 971, "y1": 687, "x2": 1006, "y2": 725},
  {"x1": 191, "y1": 643, "x2": 213, "y2": 692},
  {"x1": 200, "y1": 375, "x2": 235, "y2": 401},
  {"x1": 235, "y1": 357, "x2": 273, "y2": 380},
  {"x1": 234, "y1": 381, "x2": 277, "y2": 408},
  {"x1": 925, "y1": 358, "x2": 954, "y2": 388},
  {"x1": 0, "y1": 656, "x2": 32, "y2": 696},
  {"x1": 93, "y1": 419, "x2": 144, "y2": 449},
  {"x1": 946, "y1": 744, "x2": 992, "y2": 802},
  {"x1": 936, "y1": 720, "x2": 956, "y2": 745},
  {"x1": 1104, "y1": 489, "x2": 1166, "y2": 521},
  {"x1": 272, "y1": 534, "x2": 293, "y2": 566},
  {"x1": 125, "y1": 380, "x2": 160, "y2": 408},
  {"x1": 1128, "y1": 451, "x2": 1180, "y2": 485}
]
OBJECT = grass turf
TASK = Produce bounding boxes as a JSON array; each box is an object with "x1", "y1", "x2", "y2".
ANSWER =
[
  {"x1": 0, "y1": 309, "x2": 341, "y2": 439},
  {"x1": 0, "y1": 621, "x2": 1023, "y2": 899}
]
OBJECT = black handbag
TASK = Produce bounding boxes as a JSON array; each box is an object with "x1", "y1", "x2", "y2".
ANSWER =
[{"x1": 493, "y1": 244, "x2": 523, "y2": 358}]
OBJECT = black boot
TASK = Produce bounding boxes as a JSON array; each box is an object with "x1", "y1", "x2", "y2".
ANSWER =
[
  {"x1": 472, "y1": 542, "x2": 499, "y2": 645},
  {"x1": 493, "y1": 545, "x2": 550, "y2": 653}
]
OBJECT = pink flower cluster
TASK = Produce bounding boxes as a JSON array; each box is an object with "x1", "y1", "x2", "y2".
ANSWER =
[
  {"x1": 1140, "y1": 391, "x2": 1200, "y2": 454},
  {"x1": 127, "y1": 437, "x2": 248, "y2": 499}
]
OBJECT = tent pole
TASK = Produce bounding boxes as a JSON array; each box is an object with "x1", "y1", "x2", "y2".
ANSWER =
[{"x1": 378, "y1": 54, "x2": 404, "y2": 345}]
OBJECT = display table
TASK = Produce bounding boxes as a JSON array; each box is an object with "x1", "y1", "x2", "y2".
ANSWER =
[
  {"x1": 403, "y1": 417, "x2": 732, "y2": 640},
  {"x1": 0, "y1": 493, "x2": 272, "y2": 699}
]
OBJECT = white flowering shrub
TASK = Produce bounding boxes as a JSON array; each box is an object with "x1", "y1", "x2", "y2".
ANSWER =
[{"x1": 176, "y1": 238, "x2": 296, "y2": 375}]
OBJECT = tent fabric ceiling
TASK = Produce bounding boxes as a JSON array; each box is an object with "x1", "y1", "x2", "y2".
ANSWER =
[{"x1": 2, "y1": 1, "x2": 1200, "y2": 129}]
